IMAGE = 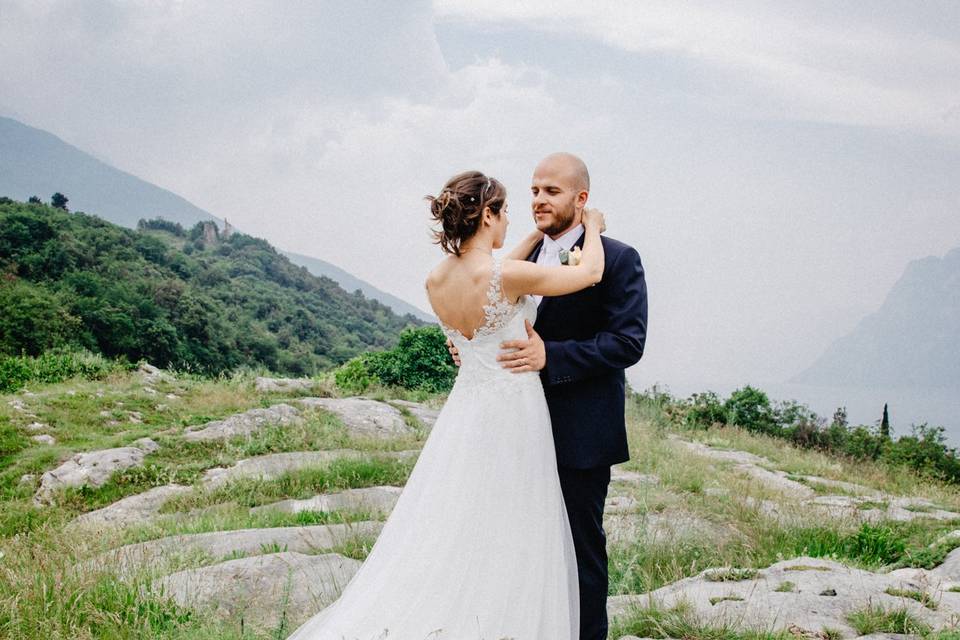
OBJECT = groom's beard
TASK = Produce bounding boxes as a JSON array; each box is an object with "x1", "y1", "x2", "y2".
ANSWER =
[{"x1": 536, "y1": 201, "x2": 578, "y2": 237}]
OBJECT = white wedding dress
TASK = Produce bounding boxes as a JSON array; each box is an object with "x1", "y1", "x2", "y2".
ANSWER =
[{"x1": 287, "y1": 257, "x2": 579, "y2": 640}]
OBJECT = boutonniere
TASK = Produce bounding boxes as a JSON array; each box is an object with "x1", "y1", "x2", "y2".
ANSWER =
[{"x1": 558, "y1": 246, "x2": 582, "y2": 266}]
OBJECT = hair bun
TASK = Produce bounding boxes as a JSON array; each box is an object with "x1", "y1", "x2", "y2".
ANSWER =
[{"x1": 425, "y1": 171, "x2": 505, "y2": 256}]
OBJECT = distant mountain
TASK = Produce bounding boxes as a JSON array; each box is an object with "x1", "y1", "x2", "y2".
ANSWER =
[
  {"x1": 282, "y1": 250, "x2": 433, "y2": 322},
  {"x1": 0, "y1": 116, "x2": 218, "y2": 228},
  {"x1": 794, "y1": 247, "x2": 960, "y2": 388},
  {"x1": 0, "y1": 115, "x2": 431, "y2": 320}
]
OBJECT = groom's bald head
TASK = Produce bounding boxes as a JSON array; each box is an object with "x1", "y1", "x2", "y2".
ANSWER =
[
  {"x1": 531, "y1": 152, "x2": 591, "y2": 238},
  {"x1": 536, "y1": 152, "x2": 590, "y2": 192}
]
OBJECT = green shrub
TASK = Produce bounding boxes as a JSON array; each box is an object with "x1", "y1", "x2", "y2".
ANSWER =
[
  {"x1": 334, "y1": 326, "x2": 456, "y2": 394},
  {"x1": 0, "y1": 349, "x2": 125, "y2": 393},
  {"x1": 683, "y1": 391, "x2": 727, "y2": 429},
  {"x1": 334, "y1": 356, "x2": 374, "y2": 394},
  {"x1": 724, "y1": 386, "x2": 777, "y2": 435}
]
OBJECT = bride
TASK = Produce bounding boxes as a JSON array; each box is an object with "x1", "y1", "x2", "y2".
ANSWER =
[{"x1": 287, "y1": 170, "x2": 605, "y2": 640}]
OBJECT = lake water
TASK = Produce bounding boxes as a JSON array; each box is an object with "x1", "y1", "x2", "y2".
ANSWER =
[{"x1": 628, "y1": 374, "x2": 960, "y2": 446}]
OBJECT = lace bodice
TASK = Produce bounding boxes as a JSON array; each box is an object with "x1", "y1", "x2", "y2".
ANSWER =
[{"x1": 434, "y1": 257, "x2": 539, "y2": 389}]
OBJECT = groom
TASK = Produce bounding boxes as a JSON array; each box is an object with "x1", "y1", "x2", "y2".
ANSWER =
[{"x1": 449, "y1": 152, "x2": 648, "y2": 639}]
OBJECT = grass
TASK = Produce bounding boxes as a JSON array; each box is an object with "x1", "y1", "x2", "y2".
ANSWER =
[
  {"x1": 710, "y1": 595, "x2": 746, "y2": 605},
  {"x1": 610, "y1": 601, "x2": 793, "y2": 640},
  {"x1": 884, "y1": 586, "x2": 938, "y2": 610},
  {"x1": 774, "y1": 581, "x2": 795, "y2": 592},
  {"x1": 846, "y1": 604, "x2": 931, "y2": 635},
  {"x1": 5, "y1": 371, "x2": 960, "y2": 639},
  {"x1": 158, "y1": 456, "x2": 415, "y2": 512},
  {"x1": 705, "y1": 568, "x2": 759, "y2": 582}
]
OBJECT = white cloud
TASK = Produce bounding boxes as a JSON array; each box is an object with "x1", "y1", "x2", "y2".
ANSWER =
[{"x1": 433, "y1": 0, "x2": 960, "y2": 137}]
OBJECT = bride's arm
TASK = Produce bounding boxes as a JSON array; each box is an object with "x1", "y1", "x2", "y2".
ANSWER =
[
  {"x1": 501, "y1": 210, "x2": 605, "y2": 299},
  {"x1": 504, "y1": 229, "x2": 544, "y2": 261}
]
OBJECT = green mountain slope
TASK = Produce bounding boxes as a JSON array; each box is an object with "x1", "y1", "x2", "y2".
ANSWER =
[
  {"x1": 0, "y1": 115, "x2": 431, "y2": 319},
  {"x1": 0, "y1": 199, "x2": 421, "y2": 375}
]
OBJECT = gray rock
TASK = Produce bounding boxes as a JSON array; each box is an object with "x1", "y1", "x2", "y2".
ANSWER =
[
  {"x1": 133, "y1": 437, "x2": 160, "y2": 454},
  {"x1": 674, "y1": 439, "x2": 771, "y2": 466},
  {"x1": 183, "y1": 404, "x2": 302, "y2": 442},
  {"x1": 154, "y1": 552, "x2": 359, "y2": 632},
  {"x1": 138, "y1": 362, "x2": 172, "y2": 384},
  {"x1": 7, "y1": 399, "x2": 27, "y2": 411},
  {"x1": 18, "y1": 473, "x2": 36, "y2": 486},
  {"x1": 34, "y1": 446, "x2": 149, "y2": 505},
  {"x1": 606, "y1": 508, "x2": 726, "y2": 546},
  {"x1": 31, "y1": 434, "x2": 56, "y2": 445},
  {"x1": 389, "y1": 399, "x2": 440, "y2": 430},
  {"x1": 96, "y1": 522, "x2": 381, "y2": 574},
  {"x1": 612, "y1": 466, "x2": 660, "y2": 486},
  {"x1": 251, "y1": 486, "x2": 403, "y2": 516},
  {"x1": 607, "y1": 555, "x2": 952, "y2": 636},
  {"x1": 201, "y1": 449, "x2": 418, "y2": 489},
  {"x1": 735, "y1": 464, "x2": 815, "y2": 499},
  {"x1": 254, "y1": 376, "x2": 317, "y2": 393},
  {"x1": 605, "y1": 495, "x2": 639, "y2": 514},
  {"x1": 297, "y1": 397, "x2": 413, "y2": 438},
  {"x1": 69, "y1": 484, "x2": 193, "y2": 530},
  {"x1": 796, "y1": 475, "x2": 879, "y2": 496},
  {"x1": 25, "y1": 421, "x2": 49, "y2": 432}
]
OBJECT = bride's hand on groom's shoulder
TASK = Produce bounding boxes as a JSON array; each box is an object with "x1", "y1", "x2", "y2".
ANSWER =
[{"x1": 583, "y1": 208, "x2": 606, "y2": 233}]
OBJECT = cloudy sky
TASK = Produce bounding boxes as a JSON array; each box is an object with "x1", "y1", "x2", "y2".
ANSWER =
[{"x1": 2, "y1": 0, "x2": 959, "y2": 393}]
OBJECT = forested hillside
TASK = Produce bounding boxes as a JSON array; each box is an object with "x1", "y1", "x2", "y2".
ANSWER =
[{"x1": 0, "y1": 198, "x2": 420, "y2": 375}]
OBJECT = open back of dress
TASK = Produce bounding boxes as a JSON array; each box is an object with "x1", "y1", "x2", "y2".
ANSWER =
[{"x1": 287, "y1": 256, "x2": 579, "y2": 639}]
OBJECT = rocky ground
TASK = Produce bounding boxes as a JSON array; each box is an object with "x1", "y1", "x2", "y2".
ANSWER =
[{"x1": 3, "y1": 365, "x2": 960, "y2": 639}]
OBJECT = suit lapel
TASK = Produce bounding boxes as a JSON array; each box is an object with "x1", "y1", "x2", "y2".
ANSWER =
[{"x1": 526, "y1": 240, "x2": 549, "y2": 314}]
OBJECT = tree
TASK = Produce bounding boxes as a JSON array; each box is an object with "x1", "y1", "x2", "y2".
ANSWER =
[
  {"x1": 51, "y1": 192, "x2": 69, "y2": 211},
  {"x1": 880, "y1": 403, "x2": 891, "y2": 439},
  {"x1": 27, "y1": 196, "x2": 42, "y2": 204}
]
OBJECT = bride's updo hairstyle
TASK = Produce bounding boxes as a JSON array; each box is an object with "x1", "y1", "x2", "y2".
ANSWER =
[{"x1": 426, "y1": 170, "x2": 506, "y2": 256}]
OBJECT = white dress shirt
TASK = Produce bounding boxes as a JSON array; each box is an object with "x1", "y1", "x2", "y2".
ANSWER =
[{"x1": 532, "y1": 223, "x2": 585, "y2": 306}]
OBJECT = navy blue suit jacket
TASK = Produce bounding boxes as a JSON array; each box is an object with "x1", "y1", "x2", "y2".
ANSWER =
[{"x1": 528, "y1": 234, "x2": 647, "y2": 469}]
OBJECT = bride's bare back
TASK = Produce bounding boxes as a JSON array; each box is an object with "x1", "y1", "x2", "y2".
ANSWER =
[{"x1": 426, "y1": 254, "x2": 512, "y2": 340}]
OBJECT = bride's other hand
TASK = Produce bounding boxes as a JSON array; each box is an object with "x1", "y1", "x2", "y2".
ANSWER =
[{"x1": 582, "y1": 207, "x2": 606, "y2": 233}]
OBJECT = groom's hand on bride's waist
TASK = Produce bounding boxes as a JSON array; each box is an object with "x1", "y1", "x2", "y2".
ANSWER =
[
  {"x1": 445, "y1": 338, "x2": 461, "y2": 367},
  {"x1": 498, "y1": 319, "x2": 546, "y2": 373}
]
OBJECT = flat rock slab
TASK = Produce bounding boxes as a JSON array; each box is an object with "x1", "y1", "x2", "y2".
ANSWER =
[
  {"x1": 69, "y1": 484, "x2": 193, "y2": 530},
  {"x1": 255, "y1": 376, "x2": 317, "y2": 393},
  {"x1": 606, "y1": 508, "x2": 727, "y2": 546},
  {"x1": 154, "y1": 552, "x2": 359, "y2": 632},
  {"x1": 297, "y1": 397, "x2": 413, "y2": 438},
  {"x1": 96, "y1": 521, "x2": 382, "y2": 574},
  {"x1": 675, "y1": 440, "x2": 771, "y2": 466},
  {"x1": 251, "y1": 486, "x2": 403, "y2": 516},
  {"x1": 183, "y1": 404, "x2": 302, "y2": 441},
  {"x1": 609, "y1": 555, "x2": 958, "y2": 636},
  {"x1": 34, "y1": 445, "x2": 153, "y2": 505},
  {"x1": 612, "y1": 467, "x2": 660, "y2": 486},
  {"x1": 389, "y1": 399, "x2": 440, "y2": 430},
  {"x1": 201, "y1": 449, "x2": 418, "y2": 489},
  {"x1": 797, "y1": 475, "x2": 879, "y2": 497},
  {"x1": 736, "y1": 464, "x2": 816, "y2": 499},
  {"x1": 805, "y1": 495, "x2": 960, "y2": 523}
]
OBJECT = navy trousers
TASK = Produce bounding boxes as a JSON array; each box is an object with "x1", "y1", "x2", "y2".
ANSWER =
[{"x1": 557, "y1": 465, "x2": 611, "y2": 640}]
